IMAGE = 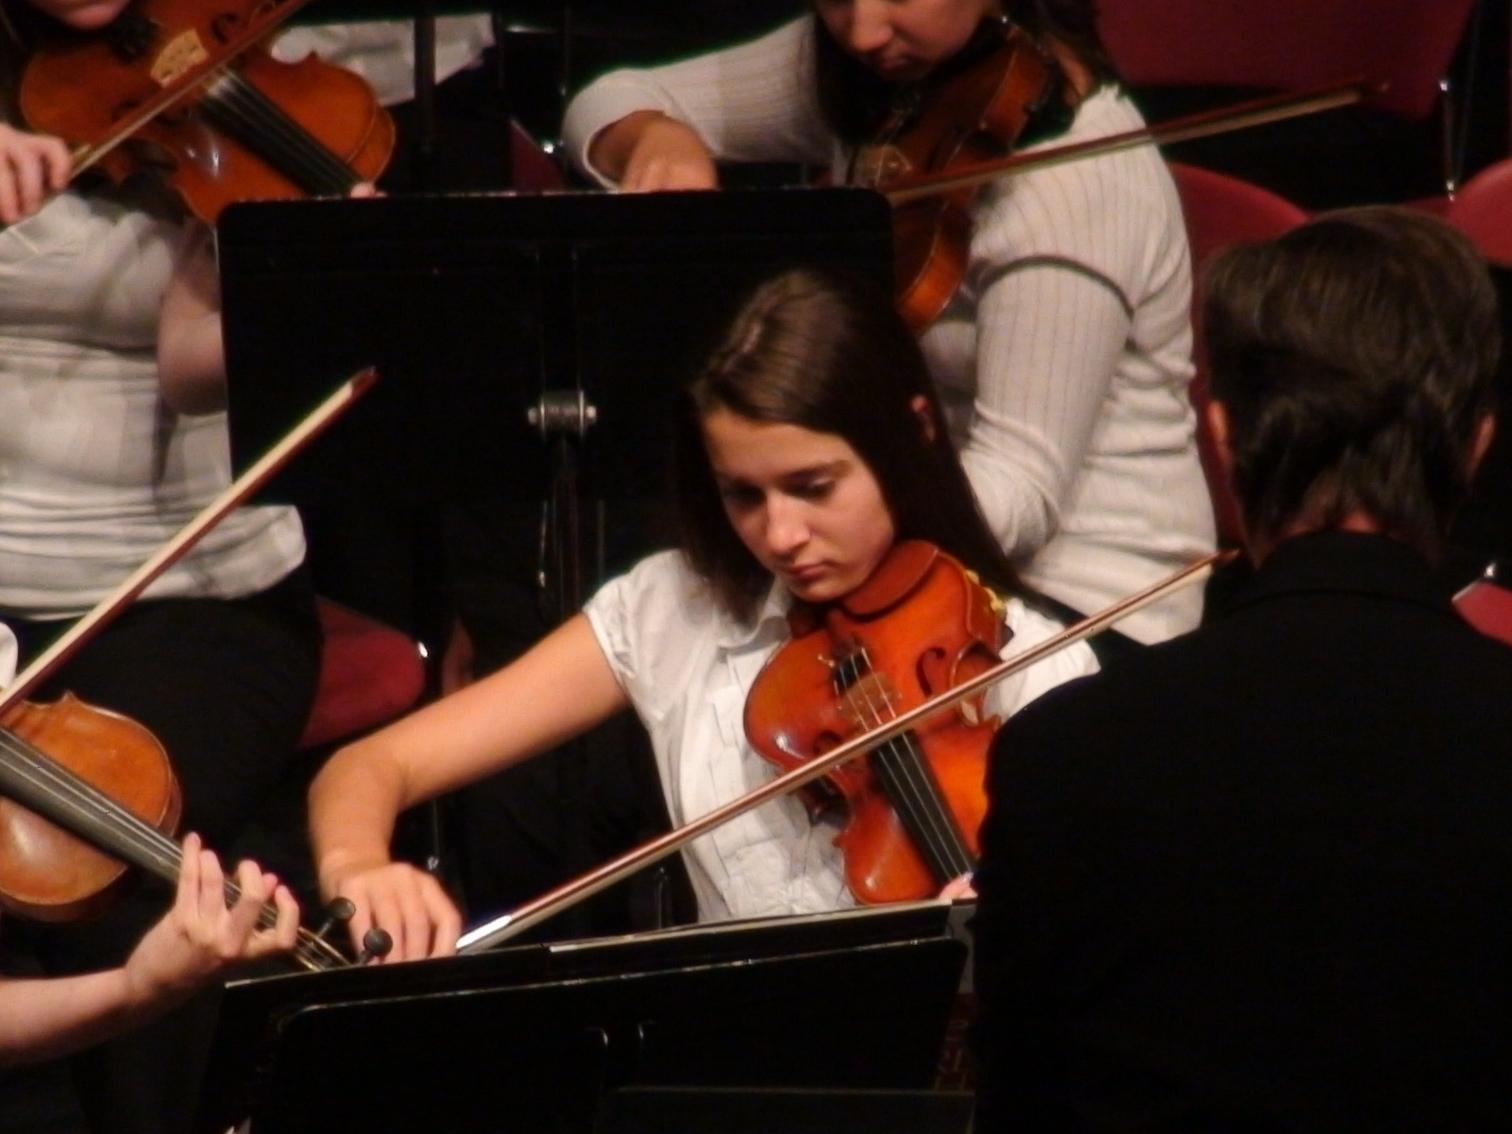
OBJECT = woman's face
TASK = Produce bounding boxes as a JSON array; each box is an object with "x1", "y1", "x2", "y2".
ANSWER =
[
  {"x1": 702, "y1": 408, "x2": 897, "y2": 604},
  {"x1": 813, "y1": 0, "x2": 998, "y2": 83}
]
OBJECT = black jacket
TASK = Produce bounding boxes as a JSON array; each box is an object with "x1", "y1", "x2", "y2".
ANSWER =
[{"x1": 973, "y1": 531, "x2": 1512, "y2": 1132}]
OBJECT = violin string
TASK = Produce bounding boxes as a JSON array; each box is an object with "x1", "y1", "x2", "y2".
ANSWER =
[
  {"x1": 201, "y1": 71, "x2": 357, "y2": 196},
  {"x1": 845, "y1": 646, "x2": 974, "y2": 878},
  {"x1": 839, "y1": 646, "x2": 973, "y2": 881},
  {"x1": 840, "y1": 650, "x2": 962, "y2": 878},
  {"x1": 210, "y1": 74, "x2": 355, "y2": 193},
  {"x1": 0, "y1": 728, "x2": 181, "y2": 879},
  {"x1": 840, "y1": 651, "x2": 944, "y2": 867},
  {"x1": 0, "y1": 730, "x2": 339, "y2": 969},
  {"x1": 228, "y1": 77, "x2": 358, "y2": 190},
  {"x1": 214, "y1": 71, "x2": 357, "y2": 192},
  {"x1": 853, "y1": 668, "x2": 972, "y2": 879}
]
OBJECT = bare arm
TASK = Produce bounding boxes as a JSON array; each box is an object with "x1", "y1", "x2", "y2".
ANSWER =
[
  {"x1": 0, "y1": 834, "x2": 297, "y2": 1066},
  {"x1": 309, "y1": 613, "x2": 630, "y2": 960},
  {"x1": 157, "y1": 225, "x2": 227, "y2": 414},
  {"x1": 587, "y1": 110, "x2": 719, "y2": 192},
  {"x1": 562, "y1": 17, "x2": 831, "y2": 188}
]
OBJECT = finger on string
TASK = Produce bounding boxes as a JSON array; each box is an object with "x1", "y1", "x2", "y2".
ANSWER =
[
  {"x1": 226, "y1": 860, "x2": 269, "y2": 939},
  {"x1": 270, "y1": 883, "x2": 300, "y2": 950},
  {"x1": 177, "y1": 831, "x2": 205, "y2": 915}
]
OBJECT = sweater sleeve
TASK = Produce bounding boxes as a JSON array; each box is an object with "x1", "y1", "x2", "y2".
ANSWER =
[{"x1": 562, "y1": 17, "x2": 835, "y2": 186}]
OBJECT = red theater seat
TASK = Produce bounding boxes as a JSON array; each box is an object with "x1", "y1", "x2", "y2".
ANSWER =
[{"x1": 299, "y1": 598, "x2": 426, "y2": 750}]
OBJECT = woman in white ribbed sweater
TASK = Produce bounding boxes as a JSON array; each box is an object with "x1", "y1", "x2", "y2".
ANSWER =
[{"x1": 564, "y1": 0, "x2": 1216, "y2": 658}]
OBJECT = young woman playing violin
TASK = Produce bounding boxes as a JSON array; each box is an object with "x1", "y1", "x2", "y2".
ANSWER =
[
  {"x1": 0, "y1": 2, "x2": 322, "y2": 1130},
  {"x1": 562, "y1": 0, "x2": 1217, "y2": 657},
  {"x1": 309, "y1": 267, "x2": 1097, "y2": 962}
]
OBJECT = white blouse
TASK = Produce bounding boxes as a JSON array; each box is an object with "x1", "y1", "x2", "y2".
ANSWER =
[{"x1": 0, "y1": 185, "x2": 304, "y2": 619}]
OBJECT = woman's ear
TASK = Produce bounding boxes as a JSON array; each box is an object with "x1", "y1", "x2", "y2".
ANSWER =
[{"x1": 910, "y1": 394, "x2": 938, "y2": 443}]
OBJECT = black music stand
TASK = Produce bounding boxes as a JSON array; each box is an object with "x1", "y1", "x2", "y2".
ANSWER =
[
  {"x1": 195, "y1": 901, "x2": 969, "y2": 1134},
  {"x1": 219, "y1": 188, "x2": 890, "y2": 514}
]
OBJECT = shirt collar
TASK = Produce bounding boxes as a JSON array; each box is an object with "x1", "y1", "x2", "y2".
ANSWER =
[
  {"x1": 1234, "y1": 530, "x2": 1456, "y2": 617},
  {"x1": 713, "y1": 574, "x2": 793, "y2": 651}
]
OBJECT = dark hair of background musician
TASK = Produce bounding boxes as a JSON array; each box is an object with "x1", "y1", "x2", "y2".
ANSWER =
[
  {"x1": 814, "y1": 0, "x2": 1117, "y2": 143},
  {"x1": 0, "y1": 0, "x2": 42, "y2": 117},
  {"x1": 1202, "y1": 205, "x2": 1501, "y2": 561},
  {"x1": 673, "y1": 266, "x2": 1022, "y2": 623}
]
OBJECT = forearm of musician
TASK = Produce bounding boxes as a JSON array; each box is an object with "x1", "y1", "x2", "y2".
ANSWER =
[
  {"x1": 157, "y1": 225, "x2": 228, "y2": 414},
  {"x1": 309, "y1": 614, "x2": 630, "y2": 954},
  {"x1": 0, "y1": 836, "x2": 296, "y2": 1065},
  {"x1": 585, "y1": 111, "x2": 718, "y2": 191},
  {"x1": 0, "y1": 968, "x2": 143, "y2": 1066}
]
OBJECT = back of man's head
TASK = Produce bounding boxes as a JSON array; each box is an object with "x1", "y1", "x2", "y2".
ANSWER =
[{"x1": 1203, "y1": 206, "x2": 1500, "y2": 559}]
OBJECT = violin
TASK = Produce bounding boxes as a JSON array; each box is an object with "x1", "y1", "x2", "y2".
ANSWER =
[
  {"x1": 743, "y1": 541, "x2": 1003, "y2": 904},
  {"x1": 0, "y1": 693, "x2": 348, "y2": 970},
  {"x1": 851, "y1": 15, "x2": 1373, "y2": 334},
  {"x1": 16, "y1": 0, "x2": 393, "y2": 223},
  {"x1": 849, "y1": 20, "x2": 1063, "y2": 333}
]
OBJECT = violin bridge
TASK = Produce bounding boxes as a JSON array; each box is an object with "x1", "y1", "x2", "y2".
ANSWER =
[{"x1": 150, "y1": 31, "x2": 210, "y2": 88}]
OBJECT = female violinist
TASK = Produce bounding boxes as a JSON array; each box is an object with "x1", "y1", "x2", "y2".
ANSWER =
[
  {"x1": 0, "y1": 2, "x2": 321, "y2": 1130},
  {"x1": 308, "y1": 267, "x2": 1098, "y2": 962},
  {"x1": 562, "y1": 0, "x2": 1217, "y2": 659}
]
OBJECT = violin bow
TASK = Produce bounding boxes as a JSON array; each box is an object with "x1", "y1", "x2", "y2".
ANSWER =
[
  {"x1": 884, "y1": 78, "x2": 1381, "y2": 205},
  {"x1": 0, "y1": 368, "x2": 376, "y2": 714},
  {"x1": 60, "y1": 0, "x2": 320, "y2": 178},
  {"x1": 457, "y1": 546, "x2": 1238, "y2": 953}
]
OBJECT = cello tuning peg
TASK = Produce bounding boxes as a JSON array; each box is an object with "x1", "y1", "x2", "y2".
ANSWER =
[{"x1": 357, "y1": 926, "x2": 393, "y2": 965}]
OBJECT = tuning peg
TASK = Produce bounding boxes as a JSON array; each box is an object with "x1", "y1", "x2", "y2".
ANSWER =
[
  {"x1": 357, "y1": 926, "x2": 393, "y2": 965},
  {"x1": 313, "y1": 896, "x2": 356, "y2": 942}
]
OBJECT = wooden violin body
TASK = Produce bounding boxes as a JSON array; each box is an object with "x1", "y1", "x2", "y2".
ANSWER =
[
  {"x1": 0, "y1": 693, "x2": 179, "y2": 923},
  {"x1": 852, "y1": 22, "x2": 1060, "y2": 332},
  {"x1": 744, "y1": 541, "x2": 1005, "y2": 904},
  {"x1": 18, "y1": 0, "x2": 393, "y2": 222}
]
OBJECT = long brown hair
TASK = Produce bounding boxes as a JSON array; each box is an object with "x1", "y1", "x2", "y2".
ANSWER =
[{"x1": 673, "y1": 266, "x2": 1021, "y2": 623}]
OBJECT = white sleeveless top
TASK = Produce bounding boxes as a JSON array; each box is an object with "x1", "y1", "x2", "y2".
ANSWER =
[{"x1": 0, "y1": 184, "x2": 304, "y2": 619}]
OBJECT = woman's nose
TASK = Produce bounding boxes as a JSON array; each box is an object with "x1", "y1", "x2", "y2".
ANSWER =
[
  {"x1": 841, "y1": 0, "x2": 895, "y2": 55},
  {"x1": 763, "y1": 497, "x2": 810, "y2": 556}
]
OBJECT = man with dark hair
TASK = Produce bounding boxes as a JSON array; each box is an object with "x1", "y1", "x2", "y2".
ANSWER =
[{"x1": 971, "y1": 207, "x2": 1512, "y2": 1131}]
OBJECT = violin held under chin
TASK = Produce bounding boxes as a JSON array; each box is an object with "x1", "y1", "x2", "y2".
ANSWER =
[{"x1": 14, "y1": 0, "x2": 392, "y2": 223}]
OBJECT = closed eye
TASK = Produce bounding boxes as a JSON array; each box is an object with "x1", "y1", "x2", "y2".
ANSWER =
[
  {"x1": 718, "y1": 482, "x2": 763, "y2": 508},
  {"x1": 789, "y1": 479, "x2": 836, "y2": 501}
]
